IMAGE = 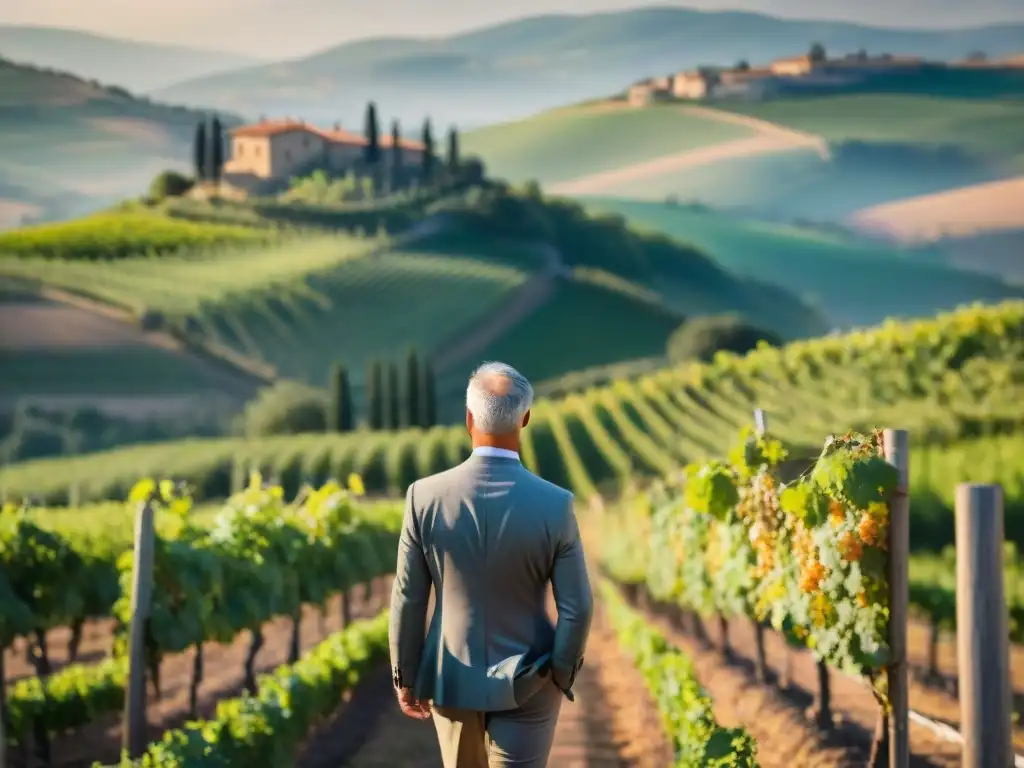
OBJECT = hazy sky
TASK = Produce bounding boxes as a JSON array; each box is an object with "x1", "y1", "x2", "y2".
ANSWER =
[{"x1": 3, "y1": 0, "x2": 1023, "y2": 57}]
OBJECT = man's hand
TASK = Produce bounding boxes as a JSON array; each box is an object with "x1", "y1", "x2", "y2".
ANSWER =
[{"x1": 396, "y1": 686, "x2": 431, "y2": 720}]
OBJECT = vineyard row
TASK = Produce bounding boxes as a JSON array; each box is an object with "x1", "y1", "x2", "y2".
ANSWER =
[{"x1": 1, "y1": 477, "x2": 398, "y2": 749}]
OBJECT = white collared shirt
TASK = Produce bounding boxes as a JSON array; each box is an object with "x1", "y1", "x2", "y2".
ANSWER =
[{"x1": 472, "y1": 446, "x2": 520, "y2": 461}]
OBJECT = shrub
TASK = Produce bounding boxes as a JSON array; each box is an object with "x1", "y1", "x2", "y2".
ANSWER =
[
  {"x1": 666, "y1": 315, "x2": 781, "y2": 363},
  {"x1": 241, "y1": 382, "x2": 328, "y2": 438},
  {"x1": 148, "y1": 170, "x2": 194, "y2": 202}
]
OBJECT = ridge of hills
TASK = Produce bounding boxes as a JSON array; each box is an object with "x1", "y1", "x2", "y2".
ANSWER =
[
  {"x1": 0, "y1": 25, "x2": 265, "y2": 92},
  {"x1": 0, "y1": 56, "x2": 240, "y2": 225},
  {"x1": 0, "y1": 187, "x2": 828, "y2": 434},
  {"x1": 152, "y1": 8, "x2": 1024, "y2": 129}
]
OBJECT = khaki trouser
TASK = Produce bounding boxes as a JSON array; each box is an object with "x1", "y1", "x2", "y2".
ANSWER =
[{"x1": 431, "y1": 683, "x2": 563, "y2": 768}]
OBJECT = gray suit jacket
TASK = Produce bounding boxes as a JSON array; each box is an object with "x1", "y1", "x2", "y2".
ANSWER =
[{"x1": 388, "y1": 452, "x2": 594, "y2": 712}]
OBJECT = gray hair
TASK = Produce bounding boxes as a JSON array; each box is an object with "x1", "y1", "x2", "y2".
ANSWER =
[{"x1": 466, "y1": 361, "x2": 533, "y2": 434}]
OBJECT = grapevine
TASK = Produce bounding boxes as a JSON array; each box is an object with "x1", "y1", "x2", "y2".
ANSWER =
[
  {"x1": 630, "y1": 427, "x2": 900, "y2": 703},
  {"x1": 601, "y1": 580, "x2": 759, "y2": 767},
  {"x1": 3, "y1": 474, "x2": 400, "y2": 746}
]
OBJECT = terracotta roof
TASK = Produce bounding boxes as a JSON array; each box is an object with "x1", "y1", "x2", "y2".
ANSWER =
[
  {"x1": 231, "y1": 120, "x2": 425, "y2": 150},
  {"x1": 320, "y1": 128, "x2": 367, "y2": 145},
  {"x1": 231, "y1": 120, "x2": 317, "y2": 138}
]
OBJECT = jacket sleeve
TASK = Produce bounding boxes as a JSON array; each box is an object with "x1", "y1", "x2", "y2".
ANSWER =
[
  {"x1": 549, "y1": 493, "x2": 594, "y2": 696},
  {"x1": 388, "y1": 481, "x2": 431, "y2": 690}
]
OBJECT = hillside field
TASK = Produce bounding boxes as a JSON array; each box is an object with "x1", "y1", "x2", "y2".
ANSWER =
[
  {"x1": 715, "y1": 94, "x2": 1024, "y2": 167},
  {"x1": 0, "y1": 194, "x2": 831, "y2": 420},
  {"x1": 581, "y1": 197, "x2": 1024, "y2": 328},
  {"x1": 3, "y1": 300, "x2": 1022, "y2": 553},
  {"x1": 851, "y1": 175, "x2": 1024, "y2": 241},
  {"x1": 0, "y1": 57, "x2": 238, "y2": 222},
  {"x1": 0, "y1": 288, "x2": 258, "y2": 418},
  {"x1": 466, "y1": 94, "x2": 1024, "y2": 223},
  {"x1": 462, "y1": 104, "x2": 753, "y2": 185}
]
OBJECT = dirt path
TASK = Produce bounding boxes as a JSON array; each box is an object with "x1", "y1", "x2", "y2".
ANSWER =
[
  {"x1": 849, "y1": 175, "x2": 1024, "y2": 242},
  {"x1": 431, "y1": 242, "x2": 564, "y2": 372},
  {"x1": 3, "y1": 579, "x2": 390, "y2": 768},
  {"x1": 298, "y1": 586, "x2": 670, "y2": 768},
  {"x1": 547, "y1": 104, "x2": 829, "y2": 197},
  {"x1": 626, "y1": 584, "x2": 974, "y2": 767}
]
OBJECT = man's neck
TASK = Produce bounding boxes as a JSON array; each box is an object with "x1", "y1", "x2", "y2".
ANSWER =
[{"x1": 471, "y1": 434, "x2": 520, "y2": 453}]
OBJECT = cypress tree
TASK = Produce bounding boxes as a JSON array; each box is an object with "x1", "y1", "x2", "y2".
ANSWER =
[
  {"x1": 387, "y1": 362, "x2": 401, "y2": 430},
  {"x1": 364, "y1": 101, "x2": 380, "y2": 165},
  {"x1": 446, "y1": 126, "x2": 459, "y2": 171},
  {"x1": 420, "y1": 361, "x2": 438, "y2": 428},
  {"x1": 209, "y1": 116, "x2": 224, "y2": 182},
  {"x1": 367, "y1": 360, "x2": 384, "y2": 430},
  {"x1": 404, "y1": 348, "x2": 420, "y2": 428},
  {"x1": 193, "y1": 119, "x2": 207, "y2": 181},
  {"x1": 421, "y1": 118, "x2": 435, "y2": 185},
  {"x1": 327, "y1": 363, "x2": 353, "y2": 432},
  {"x1": 390, "y1": 119, "x2": 403, "y2": 192}
]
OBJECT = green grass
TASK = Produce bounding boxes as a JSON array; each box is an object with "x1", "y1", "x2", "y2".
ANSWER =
[
  {"x1": 0, "y1": 348, "x2": 226, "y2": 396},
  {"x1": 205, "y1": 239, "x2": 532, "y2": 387},
  {"x1": 0, "y1": 229, "x2": 532, "y2": 390},
  {"x1": 0, "y1": 209, "x2": 272, "y2": 260},
  {"x1": 582, "y1": 198, "x2": 1024, "y2": 327},
  {"x1": 462, "y1": 103, "x2": 751, "y2": 184},
  {"x1": 0, "y1": 232, "x2": 383, "y2": 311},
  {"x1": 445, "y1": 273, "x2": 682, "y2": 388},
  {"x1": 715, "y1": 95, "x2": 1024, "y2": 165}
]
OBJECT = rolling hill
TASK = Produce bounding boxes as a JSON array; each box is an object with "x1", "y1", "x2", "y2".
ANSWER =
[
  {"x1": 0, "y1": 191, "x2": 826, "y2": 423},
  {"x1": 0, "y1": 285, "x2": 260, "y2": 419},
  {"x1": 462, "y1": 103, "x2": 757, "y2": 186},
  {"x1": 850, "y1": 176, "x2": 1024, "y2": 241},
  {"x1": 581, "y1": 197, "x2": 1024, "y2": 328},
  {"x1": 1, "y1": 299, "x2": 1020, "y2": 557},
  {"x1": 0, "y1": 56, "x2": 240, "y2": 225},
  {"x1": 0, "y1": 25, "x2": 264, "y2": 92},
  {"x1": 153, "y1": 8, "x2": 1024, "y2": 130},
  {"x1": 465, "y1": 92, "x2": 1024, "y2": 223}
]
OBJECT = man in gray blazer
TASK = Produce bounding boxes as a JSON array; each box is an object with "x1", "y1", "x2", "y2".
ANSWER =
[{"x1": 388, "y1": 361, "x2": 594, "y2": 767}]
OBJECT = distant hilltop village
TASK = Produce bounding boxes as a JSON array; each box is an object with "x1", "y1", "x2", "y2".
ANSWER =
[{"x1": 627, "y1": 46, "x2": 1024, "y2": 105}]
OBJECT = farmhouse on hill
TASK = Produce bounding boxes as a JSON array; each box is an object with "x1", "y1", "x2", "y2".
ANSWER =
[
  {"x1": 222, "y1": 118, "x2": 425, "y2": 195},
  {"x1": 627, "y1": 49, "x2": 940, "y2": 105}
]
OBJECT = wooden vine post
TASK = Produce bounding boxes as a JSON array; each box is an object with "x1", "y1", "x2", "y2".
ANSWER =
[
  {"x1": 955, "y1": 483, "x2": 1013, "y2": 768},
  {"x1": 883, "y1": 429, "x2": 910, "y2": 768},
  {"x1": 123, "y1": 499, "x2": 156, "y2": 759}
]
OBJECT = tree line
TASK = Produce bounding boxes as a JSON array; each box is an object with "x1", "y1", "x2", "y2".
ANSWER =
[
  {"x1": 362, "y1": 101, "x2": 464, "y2": 193},
  {"x1": 327, "y1": 348, "x2": 438, "y2": 433}
]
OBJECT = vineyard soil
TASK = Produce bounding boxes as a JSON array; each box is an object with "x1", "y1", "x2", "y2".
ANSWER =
[
  {"x1": 3, "y1": 579, "x2": 390, "y2": 767},
  {"x1": 906, "y1": 618, "x2": 1024, "y2": 751},
  {"x1": 298, "y1": 584, "x2": 672, "y2": 767},
  {"x1": 630, "y1": 583, "x2": 1022, "y2": 766}
]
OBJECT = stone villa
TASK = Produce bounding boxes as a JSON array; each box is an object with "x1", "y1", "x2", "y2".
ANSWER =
[
  {"x1": 222, "y1": 118, "x2": 425, "y2": 194},
  {"x1": 627, "y1": 51, "x2": 931, "y2": 105}
]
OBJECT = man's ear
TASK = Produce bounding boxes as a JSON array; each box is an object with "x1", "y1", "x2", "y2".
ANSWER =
[
  {"x1": 466, "y1": 408, "x2": 473, "y2": 434},
  {"x1": 521, "y1": 409, "x2": 531, "y2": 428}
]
